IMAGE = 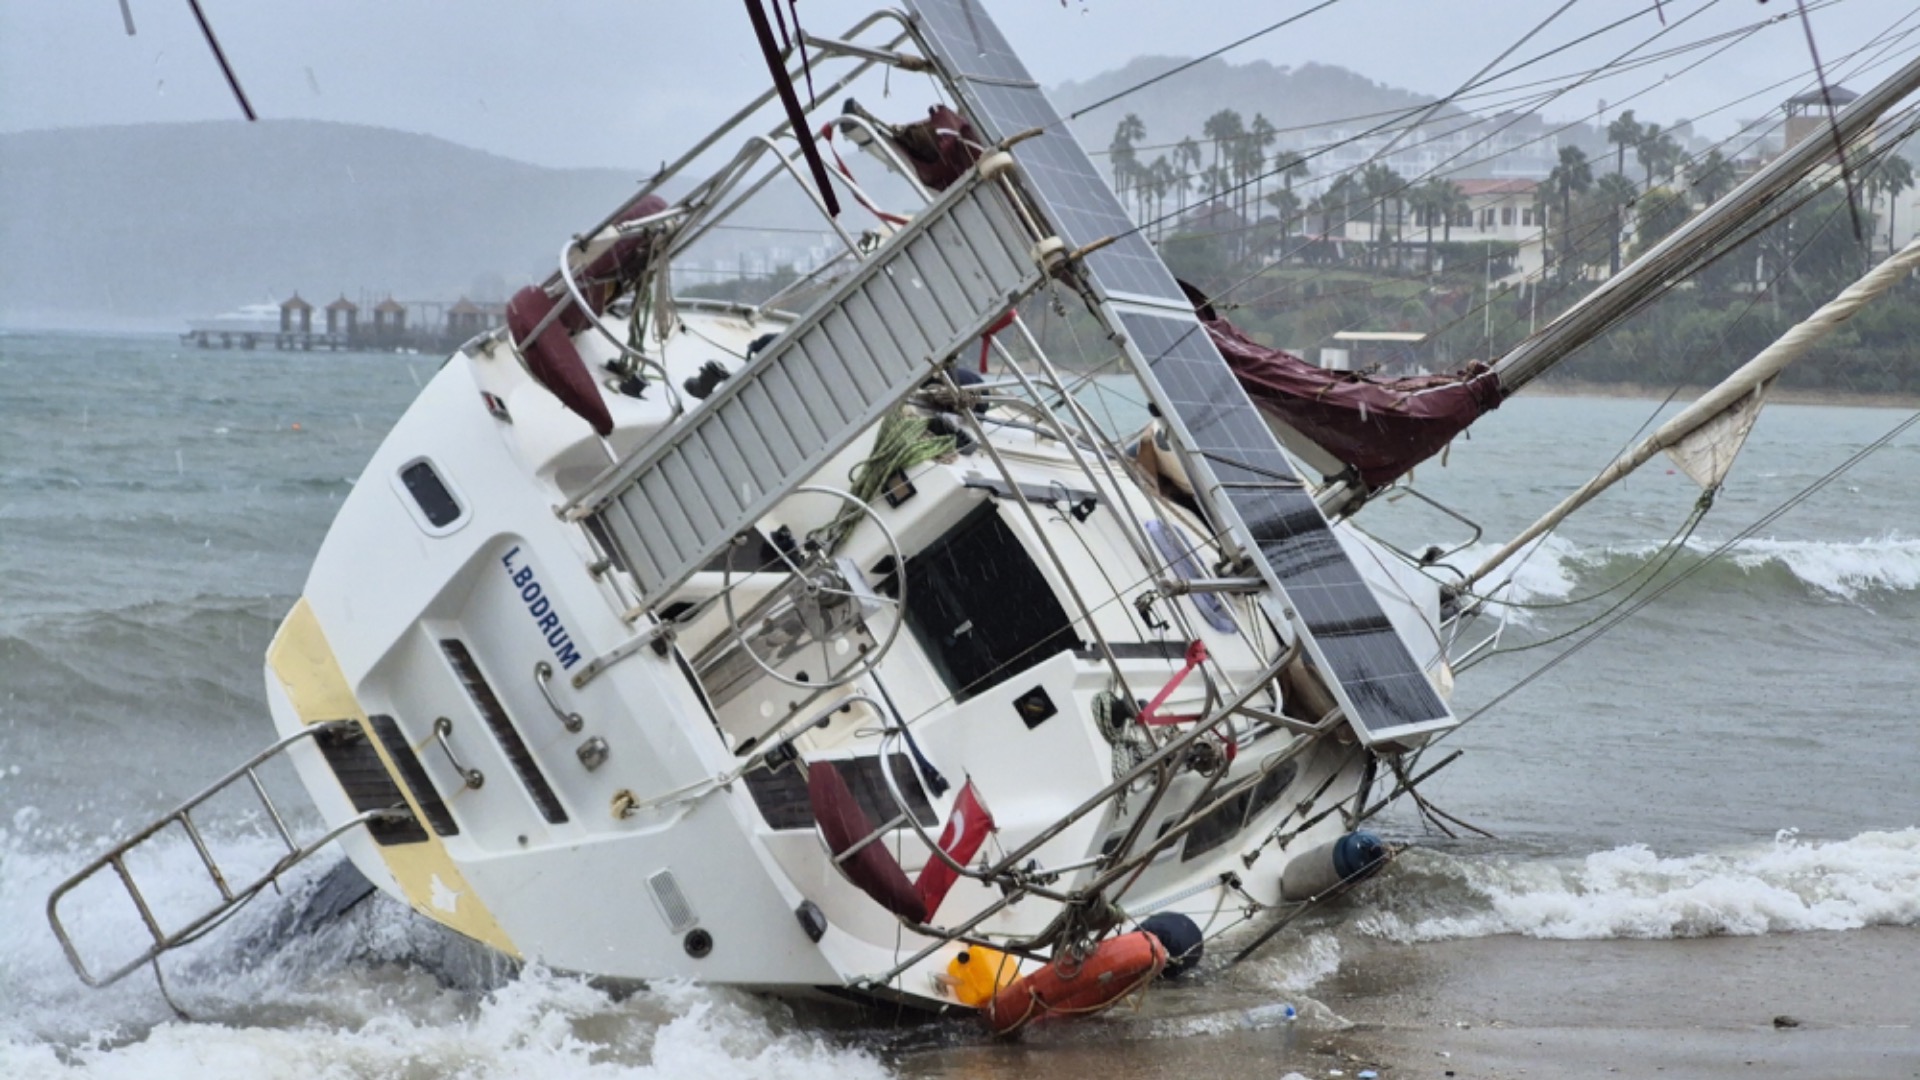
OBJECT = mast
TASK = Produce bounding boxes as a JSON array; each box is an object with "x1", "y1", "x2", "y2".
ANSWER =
[{"x1": 1491, "y1": 54, "x2": 1920, "y2": 395}]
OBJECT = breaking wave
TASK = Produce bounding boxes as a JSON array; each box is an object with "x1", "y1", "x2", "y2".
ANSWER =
[
  {"x1": 1355, "y1": 828, "x2": 1920, "y2": 942},
  {"x1": 1456, "y1": 533, "x2": 1920, "y2": 606},
  {"x1": 0, "y1": 823, "x2": 892, "y2": 1080}
]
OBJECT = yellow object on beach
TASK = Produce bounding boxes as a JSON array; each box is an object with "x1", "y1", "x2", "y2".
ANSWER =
[{"x1": 945, "y1": 947, "x2": 1020, "y2": 1007}]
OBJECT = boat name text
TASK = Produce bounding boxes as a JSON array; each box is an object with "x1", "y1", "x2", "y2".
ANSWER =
[{"x1": 502, "y1": 545, "x2": 582, "y2": 670}]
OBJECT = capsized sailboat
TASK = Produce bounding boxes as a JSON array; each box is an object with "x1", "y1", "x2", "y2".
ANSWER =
[{"x1": 46, "y1": 0, "x2": 1920, "y2": 1027}]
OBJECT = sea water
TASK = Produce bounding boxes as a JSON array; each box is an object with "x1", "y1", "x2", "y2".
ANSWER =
[{"x1": 3, "y1": 332, "x2": 1916, "y2": 1076}]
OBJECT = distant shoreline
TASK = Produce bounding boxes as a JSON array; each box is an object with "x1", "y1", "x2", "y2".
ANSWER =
[{"x1": 1529, "y1": 378, "x2": 1920, "y2": 410}]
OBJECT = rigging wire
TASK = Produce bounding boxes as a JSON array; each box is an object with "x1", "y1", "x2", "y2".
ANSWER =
[
  {"x1": 1438, "y1": 120, "x2": 1920, "y2": 614},
  {"x1": 1090, "y1": 0, "x2": 1847, "y2": 162},
  {"x1": 1066, "y1": 0, "x2": 1350, "y2": 121},
  {"x1": 1457, "y1": 408, "x2": 1920, "y2": 727},
  {"x1": 1175, "y1": 28, "x2": 1920, "y2": 374}
]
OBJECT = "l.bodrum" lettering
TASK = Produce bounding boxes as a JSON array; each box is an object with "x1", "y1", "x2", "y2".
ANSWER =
[{"x1": 501, "y1": 545, "x2": 582, "y2": 670}]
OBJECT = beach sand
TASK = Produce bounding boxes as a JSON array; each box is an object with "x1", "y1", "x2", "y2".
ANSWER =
[
  {"x1": 1326, "y1": 927, "x2": 1920, "y2": 1079},
  {"x1": 895, "y1": 928, "x2": 1919, "y2": 1080}
]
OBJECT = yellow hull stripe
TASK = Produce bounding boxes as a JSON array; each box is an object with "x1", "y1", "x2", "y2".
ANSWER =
[{"x1": 267, "y1": 598, "x2": 519, "y2": 957}]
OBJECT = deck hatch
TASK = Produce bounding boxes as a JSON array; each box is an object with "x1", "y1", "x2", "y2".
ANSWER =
[
  {"x1": 313, "y1": 723, "x2": 429, "y2": 846},
  {"x1": 439, "y1": 639, "x2": 570, "y2": 825},
  {"x1": 901, "y1": 507, "x2": 1080, "y2": 703},
  {"x1": 367, "y1": 713, "x2": 460, "y2": 837}
]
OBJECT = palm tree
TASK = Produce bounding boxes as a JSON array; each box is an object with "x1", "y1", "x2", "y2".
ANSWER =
[
  {"x1": 1441, "y1": 182, "x2": 1471, "y2": 242},
  {"x1": 1687, "y1": 148, "x2": 1737, "y2": 206},
  {"x1": 1274, "y1": 150, "x2": 1310, "y2": 193},
  {"x1": 1313, "y1": 173, "x2": 1361, "y2": 263},
  {"x1": 1360, "y1": 162, "x2": 1405, "y2": 269},
  {"x1": 1265, "y1": 187, "x2": 1302, "y2": 258},
  {"x1": 1109, "y1": 113, "x2": 1145, "y2": 208},
  {"x1": 1635, "y1": 124, "x2": 1681, "y2": 189},
  {"x1": 1409, "y1": 178, "x2": 1465, "y2": 270},
  {"x1": 1148, "y1": 156, "x2": 1179, "y2": 240},
  {"x1": 1229, "y1": 139, "x2": 1264, "y2": 259},
  {"x1": 1547, "y1": 146, "x2": 1594, "y2": 278},
  {"x1": 1591, "y1": 172, "x2": 1638, "y2": 275},
  {"x1": 1201, "y1": 163, "x2": 1231, "y2": 203},
  {"x1": 1606, "y1": 109, "x2": 1643, "y2": 177},
  {"x1": 1247, "y1": 113, "x2": 1278, "y2": 229},
  {"x1": 1871, "y1": 153, "x2": 1914, "y2": 255},
  {"x1": 1202, "y1": 109, "x2": 1245, "y2": 183},
  {"x1": 1173, "y1": 136, "x2": 1203, "y2": 225}
]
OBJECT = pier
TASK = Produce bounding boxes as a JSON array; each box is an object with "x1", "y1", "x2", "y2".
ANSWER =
[{"x1": 182, "y1": 293, "x2": 505, "y2": 353}]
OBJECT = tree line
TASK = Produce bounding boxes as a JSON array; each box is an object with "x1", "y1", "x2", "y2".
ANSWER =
[{"x1": 1117, "y1": 105, "x2": 1920, "y2": 396}]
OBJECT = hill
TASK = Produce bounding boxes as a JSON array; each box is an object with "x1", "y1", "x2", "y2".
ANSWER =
[
  {"x1": 1055, "y1": 57, "x2": 1470, "y2": 157},
  {"x1": 0, "y1": 121, "x2": 644, "y2": 331}
]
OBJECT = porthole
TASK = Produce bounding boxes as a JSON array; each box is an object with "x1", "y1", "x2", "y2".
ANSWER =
[{"x1": 391, "y1": 456, "x2": 469, "y2": 536}]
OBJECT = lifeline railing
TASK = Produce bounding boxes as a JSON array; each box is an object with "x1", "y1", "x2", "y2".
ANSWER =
[{"x1": 46, "y1": 720, "x2": 412, "y2": 988}]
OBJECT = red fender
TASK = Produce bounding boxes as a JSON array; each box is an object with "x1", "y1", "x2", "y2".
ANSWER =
[{"x1": 983, "y1": 930, "x2": 1168, "y2": 1036}]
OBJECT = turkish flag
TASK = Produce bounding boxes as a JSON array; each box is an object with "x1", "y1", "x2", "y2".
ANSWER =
[{"x1": 915, "y1": 780, "x2": 996, "y2": 918}]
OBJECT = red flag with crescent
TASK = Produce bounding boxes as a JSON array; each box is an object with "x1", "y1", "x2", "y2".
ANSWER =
[{"x1": 915, "y1": 780, "x2": 995, "y2": 917}]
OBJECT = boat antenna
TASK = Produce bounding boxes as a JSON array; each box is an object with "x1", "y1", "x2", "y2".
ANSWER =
[
  {"x1": 741, "y1": 0, "x2": 841, "y2": 217},
  {"x1": 184, "y1": 0, "x2": 256, "y2": 120},
  {"x1": 114, "y1": 0, "x2": 256, "y2": 119},
  {"x1": 1791, "y1": 0, "x2": 1866, "y2": 241}
]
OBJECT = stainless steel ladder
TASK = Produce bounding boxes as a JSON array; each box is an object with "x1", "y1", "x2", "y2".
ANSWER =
[
  {"x1": 568, "y1": 155, "x2": 1048, "y2": 616},
  {"x1": 46, "y1": 720, "x2": 411, "y2": 988}
]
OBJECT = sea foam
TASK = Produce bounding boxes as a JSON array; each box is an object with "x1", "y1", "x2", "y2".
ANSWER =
[
  {"x1": 1355, "y1": 827, "x2": 1920, "y2": 943},
  {"x1": 0, "y1": 824, "x2": 892, "y2": 1080},
  {"x1": 1455, "y1": 533, "x2": 1920, "y2": 610}
]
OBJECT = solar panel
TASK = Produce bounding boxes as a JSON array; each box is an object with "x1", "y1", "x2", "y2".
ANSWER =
[
  {"x1": 909, "y1": 2, "x2": 1183, "y2": 303},
  {"x1": 904, "y1": 0, "x2": 1455, "y2": 744}
]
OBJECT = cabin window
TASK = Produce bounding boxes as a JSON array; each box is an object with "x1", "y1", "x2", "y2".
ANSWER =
[
  {"x1": 1180, "y1": 759, "x2": 1298, "y2": 862},
  {"x1": 743, "y1": 753, "x2": 936, "y2": 830},
  {"x1": 396, "y1": 458, "x2": 467, "y2": 534},
  {"x1": 900, "y1": 507, "x2": 1080, "y2": 703}
]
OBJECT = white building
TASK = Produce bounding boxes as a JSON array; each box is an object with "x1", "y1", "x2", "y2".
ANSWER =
[{"x1": 1340, "y1": 177, "x2": 1547, "y2": 280}]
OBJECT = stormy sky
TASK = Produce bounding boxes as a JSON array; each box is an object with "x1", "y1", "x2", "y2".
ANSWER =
[{"x1": 1, "y1": 1, "x2": 1909, "y2": 169}]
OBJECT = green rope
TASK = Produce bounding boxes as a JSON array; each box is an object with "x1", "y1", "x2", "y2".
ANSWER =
[{"x1": 826, "y1": 408, "x2": 955, "y2": 549}]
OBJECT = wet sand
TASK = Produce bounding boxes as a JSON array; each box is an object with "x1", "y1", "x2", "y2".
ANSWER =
[
  {"x1": 894, "y1": 928, "x2": 1920, "y2": 1080},
  {"x1": 1326, "y1": 927, "x2": 1920, "y2": 1079}
]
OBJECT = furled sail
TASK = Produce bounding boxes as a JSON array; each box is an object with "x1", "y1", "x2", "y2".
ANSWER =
[{"x1": 1664, "y1": 381, "x2": 1770, "y2": 491}]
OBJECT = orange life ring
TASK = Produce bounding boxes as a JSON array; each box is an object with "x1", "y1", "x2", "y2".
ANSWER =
[{"x1": 982, "y1": 930, "x2": 1168, "y2": 1036}]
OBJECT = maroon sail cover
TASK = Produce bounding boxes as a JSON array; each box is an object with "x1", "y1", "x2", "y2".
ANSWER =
[
  {"x1": 808, "y1": 762, "x2": 927, "y2": 923},
  {"x1": 505, "y1": 285, "x2": 613, "y2": 437},
  {"x1": 500, "y1": 194, "x2": 668, "y2": 437},
  {"x1": 889, "y1": 105, "x2": 982, "y2": 191},
  {"x1": 1199, "y1": 311, "x2": 1501, "y2": 490}
]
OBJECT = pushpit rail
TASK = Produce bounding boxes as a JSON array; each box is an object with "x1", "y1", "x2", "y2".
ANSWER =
[{"x1": 47, "y1": 719, "x2": 413, "y2": 988}]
